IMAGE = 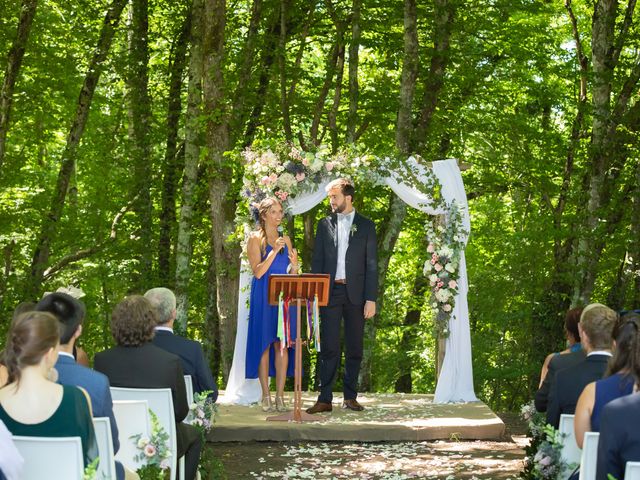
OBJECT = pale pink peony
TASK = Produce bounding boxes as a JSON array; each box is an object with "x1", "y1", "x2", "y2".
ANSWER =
[
  {"x1": 144, "y1": 444, "x2": 156, "y2": 457},
  {"x1": 443, "y1": 304, "x2": 452, "y2": 312},
  {"x1": 260, "y1": 176, "x2": 271, "y2": 186},
  {"x1": 296, "y1": 172, "x2": 305, "y2": 182},
  {"x1": 448, "y1": 280, "x2": 457, "y2": 289},
  {"x1": 325, "y1": 162, "x2": 334, "y2": 172},
  {"x1": 427, "y1": 243, "x2": 435, "y2": 253},
  {"x1": 434, "y1": 263, "x2": 443, "y2": 272},
  {"x1": 302, "y1": 157, "x2": 309, "y2": 167},
  {"x1": 269, "y1": 173, "x2": 278, "y2": 183}
]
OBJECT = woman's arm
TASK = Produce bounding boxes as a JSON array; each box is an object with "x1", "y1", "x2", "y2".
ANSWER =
[
  {"x1": 284, "y1": 236, "x2": 299, "y2": 273},
  {"x1": 248, "y1": 234, "x2": 281, "y2": 279},
  {"x1": 574, "y1": 382, "x2": 595, "y2": 448}
]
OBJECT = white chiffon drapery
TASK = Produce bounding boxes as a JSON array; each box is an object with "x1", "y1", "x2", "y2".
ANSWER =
[{"x1": 221, "y1": 160, "x2": 477, "y2": 404}]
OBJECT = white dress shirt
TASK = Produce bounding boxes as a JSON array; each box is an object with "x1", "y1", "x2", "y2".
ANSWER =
[{"x1": 335, "y1": 209, "x2": 355, "y2": 281}]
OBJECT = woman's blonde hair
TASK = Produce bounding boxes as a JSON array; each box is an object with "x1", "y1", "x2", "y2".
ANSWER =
[{"x1": 256, "y1": 197, "x2": 282, "y2": 256}]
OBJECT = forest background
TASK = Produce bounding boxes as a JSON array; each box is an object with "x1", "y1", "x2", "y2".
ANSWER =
[{"x1": 1, "y1": 0, "x2": 639, "y2": 412}]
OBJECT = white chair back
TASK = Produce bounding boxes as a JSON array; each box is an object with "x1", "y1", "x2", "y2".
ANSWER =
[
  {"x1": 13, "y1": 435, "x2": 84, "y2": 480},
  {"x1": 626, "y1": 461, "x2": 640, "y2": 479},
  {"x1": 112, "y1": 399, "x2": 151, "y2": 472},
  {"x1": 578, "y1": 431, "x2": 599, "y2": 480},
  {"x1": 93, "y1": 417, "x2": 117, "y2": 480},
  {"x1": 184, "y1": 375, "x2": 194, "y2": 424},
  {"x1": 559, "y1": 414, "x2": 581, "y2": 480},
  {"x1": 111, "y1": 387, "x2": 180, "y2": 480}
]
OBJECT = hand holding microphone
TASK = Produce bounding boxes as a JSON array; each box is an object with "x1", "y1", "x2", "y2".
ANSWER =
[{"x1": 276, "y1": 226, "x2": 285, "y2": 255}]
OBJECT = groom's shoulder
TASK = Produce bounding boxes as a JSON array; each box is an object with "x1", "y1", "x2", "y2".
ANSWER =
[{"x1": 356, "y1": 213, "x2": 376, "y2": 229}]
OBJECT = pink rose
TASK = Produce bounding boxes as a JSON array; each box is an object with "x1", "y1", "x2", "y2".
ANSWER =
[
  {"x1": 144, "y1": 444, "x2": 156, "y2": 457},
  {"x1": 427, "y1": 243, "x2": 435, "y2": 253},
  {"x1": 260, "y1": 176, "x2": 271, "y2": 186},
  {"x1": 448, "y1": 280, "x2": 457, "y2": 289},
  {"x1": 434, "y1": 263, "x2": 443, "y2": 272},
  {"x1": 269, "y1": 173, "x2": 278, "y2": 182},
  {"x1": 296, "y1": 172, "x2": 305, "y2": 182},
  {"x1": 302, "y1": 158, "x2": 309, "y2": 167},
  {"x1": 443, "y1": 304, "x2": 452, "y2": 312},
  {"x1": 276, "y1": 191, "x2": 289, "y2": 201},
  {"x1": 430, "y1": 259, "x2": 436, "y2": 265},
  {"x1": 431, "y1": 253, "x2": 439, "y2": 262},
  {"x1": 437, "y1": 281, "x2": 444, "y2": 288},
  {"x1": 325, "y1": 162, "x2": 334, "y2": 172}
]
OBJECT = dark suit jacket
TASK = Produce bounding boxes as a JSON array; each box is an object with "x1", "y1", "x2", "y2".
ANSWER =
[
  {"x1": 535, "y1": 350, "x2": 586, "y2": 412},
  {"x1": 152, "y1": 328, "x2": 218, "y2": 401},
  {"x1": 311, "y1": 211, "x2": 378, "y2": 305},
  {"x1": 546, "y1": 353, "x2": 610, "y2": 428},
  {"x1": 596, "y1": 394, "x2": 640, "y2": 480},
  {"x1": 94, "y1": 343, "x2": 189, "y2": 423}
]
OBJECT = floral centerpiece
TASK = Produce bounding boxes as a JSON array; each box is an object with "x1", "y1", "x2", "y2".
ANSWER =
[
  {"x1": 188, "y1": 390, "x2": 217, "y2": 439},
  {"x1": 131, "y1": 410, "x2": 171, "y2": 479},
  {"x1": 423, "y1": 201, "x2": 467, "y2": 337}
]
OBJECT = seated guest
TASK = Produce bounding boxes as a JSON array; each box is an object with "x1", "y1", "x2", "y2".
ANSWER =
[
  {"x1": 0, "y1": 302, "x2": 38, "y2": 388},
  {"x1": 35, "y1": 292, "x2": 135, "y2": 480},
  {"x1": 0, "y1": 419, "x2": 23, "y2": 480},
  {"x1": 574, "y1": 313, "x2": 638, "y2": 448},
  {"x1": 0, "y1": 311, "x2": 97, "y2": 467},
  {"x1": 95, "y1": 296, "x2": 202, "y2": 480},
  {"x1": 536, "y1": 307, "x2": 589, "y2": 412},
  {"x1": 144, "y1": 287, "x2": 218, "y2": 401},
  {"x1": 546, "y1": 304, "x2": 618, "y2": 428},
  {"x1": 539, "y1": 307, "x2": 583, "y2": 387}
]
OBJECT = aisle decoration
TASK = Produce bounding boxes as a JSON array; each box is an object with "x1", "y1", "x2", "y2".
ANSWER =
[
  {"x1": 131, "y1": 410, "x2": 171, "y2": 479},
  {"x1": 189, "y1": 390, "x2": 218, "y2": 438}
]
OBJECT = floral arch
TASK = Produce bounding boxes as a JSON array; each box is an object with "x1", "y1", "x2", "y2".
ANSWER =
[{"x1": 223, "y1": 143, "x2": 477, "y2": 405}]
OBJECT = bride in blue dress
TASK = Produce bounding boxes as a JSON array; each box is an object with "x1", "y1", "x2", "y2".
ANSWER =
[{"x1": 245, "y1": 197, "x2": 299, "y2": 412}]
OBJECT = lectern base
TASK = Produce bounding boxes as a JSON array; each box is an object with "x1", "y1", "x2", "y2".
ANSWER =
[{"x1": 266, "y1": 410, "x2": 326, "y2": 422}]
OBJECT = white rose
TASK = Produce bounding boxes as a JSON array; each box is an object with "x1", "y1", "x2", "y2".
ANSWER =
[
  {"x1": 429, "y1": 274, "x2": 438, "y2": 283},
  {"x1": 275, "y1": 164, "x2": 285, "y2": 173},
  {"x1": 445, "y1": 263, "x2": 455, "y2": 273}
]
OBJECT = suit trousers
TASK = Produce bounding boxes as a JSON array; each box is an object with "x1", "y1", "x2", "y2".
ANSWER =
[
  {"x1": 177, "y1": 422, "x2": 203, "y2": 480},
  {"x1": 318, "y1": 284, "x2": 365, "y2": 403}
]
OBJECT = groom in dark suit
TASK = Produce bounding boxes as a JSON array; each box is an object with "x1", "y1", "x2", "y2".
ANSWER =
[{"x1": 306, "y1": 178, "x2": 378, "y2": 413}]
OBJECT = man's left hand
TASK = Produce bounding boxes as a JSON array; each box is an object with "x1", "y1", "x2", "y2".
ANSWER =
[{"x1": 364, "y1": 301, "x2": 376, "y2": 319}]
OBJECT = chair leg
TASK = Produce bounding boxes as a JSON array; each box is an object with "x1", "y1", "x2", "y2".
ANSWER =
[{"x1": 179, "y1": 455, "x2": 186, "y2": 480}]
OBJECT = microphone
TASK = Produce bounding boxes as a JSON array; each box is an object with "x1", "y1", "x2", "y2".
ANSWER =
[{"x1": 277, "y1": 226, "x2": 284, "y2": 254}]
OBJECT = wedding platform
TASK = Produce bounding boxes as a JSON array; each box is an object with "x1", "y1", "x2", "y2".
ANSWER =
[{"x1": 208, "y1": 392, "x2": 504, "y2": 443}]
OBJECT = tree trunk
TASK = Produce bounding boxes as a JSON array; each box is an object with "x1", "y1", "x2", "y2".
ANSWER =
[
  {"x1": 203, "y1": 0, "x2": 239, "y2": 381},
  {"x1": 346, "y1": 0, "x2": 361, "y2": 144},
  {"x1": 127, "y1": 0, "x2": 154, "y2": 290},
  {"x1": 25, "y1": 0, "x2": 128, "y2": 299},
  {"x1": 309, "y1": 37, "x2": 340, "y2": 145},
  {"x1": 0, "y1": 0, "x2": 38, "y2": 170},
  {"x1": 327, "y1": 25, "x2": 345, "y2": 153},
  {"x1": 175, "y1": 0, "x2": 204, "y2": 331},
  {"x1": 158, "y1": 12, "x2": 191, "y2": 287},
  {"x1": 278, "y1": 0, "x2": 291, "y2": 141}
]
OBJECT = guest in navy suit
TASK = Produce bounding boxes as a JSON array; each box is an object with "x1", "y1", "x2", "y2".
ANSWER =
[
  {"x1": 546, "y1": 304, "x2": 618, "y2": 428},
  {"x1": 306, "y1": 178, "x2": 378, "y2": 414},
  {"x1": 35, "y1": 292, "x2": 133, "y2": 480},
  {"x1": 144, "y1": 287, "x2": 218, "y2": 402}
]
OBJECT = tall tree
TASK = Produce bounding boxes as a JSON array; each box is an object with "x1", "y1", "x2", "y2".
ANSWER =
[
  {"x1": 0, "y1": 0, "x2": 38, "y2": 170},
  {"x1": 25, "y1": 0, "x2": 128, "y2": 299}
]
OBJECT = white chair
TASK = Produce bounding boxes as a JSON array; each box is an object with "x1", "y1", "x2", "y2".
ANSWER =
[
  {"x1": 184, "y1": 375, "x2": 195, "y2": 424},
  {"x1": 93, "y1": 417, "x2": 117, "y2": 480},
  {"x1": 626, "y1": 461, "x2": 640, "y2": 479},
  {"x1": 578, "y1": 431, "x2": 599, "y2": 480},
  {"x1": 559, "y1": 414, "x2": 581, "y2": 480},
  {"x1": 112, "y1": 399, "x2": 151, "y2": 473},
  {"x1": 13, "y1": 435, "x2": 84, "y2": 480},
  {"x1": 111, "y1": 387, "x2": 185, "y2": 480}
]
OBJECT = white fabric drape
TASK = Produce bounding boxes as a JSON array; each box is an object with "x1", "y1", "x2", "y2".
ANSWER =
[{"x1": 222, "y1": 160, "x2": 476, "y2": 404}]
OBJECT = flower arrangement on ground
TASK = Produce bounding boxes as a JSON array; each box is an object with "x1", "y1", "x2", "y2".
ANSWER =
[
  {"x1": 519, "y1": 401, "x2": 571, "y2": 480},
  {"x1": 189, "y1": 390, "x2": 217, "y2": 439},
  {"x1": 131, "y1": 410, "x2": 172, "y2": 479},
  {"x1": 423, "y1": 201, "x2": 467, "y2": 337}
]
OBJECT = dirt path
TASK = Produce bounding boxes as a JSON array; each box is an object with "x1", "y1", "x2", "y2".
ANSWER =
[{"x1": 202, "y1": 413, "x2": 529, "y2": 479}]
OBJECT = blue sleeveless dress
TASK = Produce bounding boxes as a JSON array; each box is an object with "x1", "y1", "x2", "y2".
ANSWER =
[
  {"x1": 591, "y1": 372, "x2": 634, "y2": 431},
  {"x1": 245, "y1": 244, "x2": 296, "y2": 379}
]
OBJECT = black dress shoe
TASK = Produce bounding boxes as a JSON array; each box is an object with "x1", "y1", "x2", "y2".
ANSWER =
[
  {"x1": 306, "y1": 401, "x2": 333, "y2": 414},
  {"x1": 342, "y1": 398, "x2": 364, "y2": 411}
]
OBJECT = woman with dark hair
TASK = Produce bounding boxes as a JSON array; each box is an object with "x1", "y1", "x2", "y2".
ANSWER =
[
  {"x1": 245, "y1": 197, "x2": 299, "y2": 412},
  {"x1": 0, "y1": 311, "x2": 97, "y2": 467},
  {"x1": 539, "y1": 307, "x2": 583, "y2": 387},
  {"x1": 574, "y1": 312, "x2": 638, "y2": 448},
  {"x1": 94, "y1": 295, "x2": 202, "y2": 480}
]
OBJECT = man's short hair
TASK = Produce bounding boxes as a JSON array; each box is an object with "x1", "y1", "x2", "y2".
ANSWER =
[
  {"x1": 111, "y1": 295, "x2": 157, "y2": 347},
  {"x1": 580, "y1": 304, "x2": 618, "y2": 350},
  {"x1": 35, "y1": 292, "x2": 85, "y2": 344},
  {"x1": 326, "y1": 178, "x2": 355, "y2": 201},
  {"x1": 144, "y1": 287, "x2": 176, "y2": 325}
]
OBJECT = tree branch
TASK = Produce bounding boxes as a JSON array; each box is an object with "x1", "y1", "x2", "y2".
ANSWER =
[{"x1": 612, "y1": 0, "x2": 637, "y2": 68}]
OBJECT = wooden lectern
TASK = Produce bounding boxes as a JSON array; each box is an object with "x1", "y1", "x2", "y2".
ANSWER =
[{"x1": 266, "y1": 273, "x2": 330, "y2": 422}]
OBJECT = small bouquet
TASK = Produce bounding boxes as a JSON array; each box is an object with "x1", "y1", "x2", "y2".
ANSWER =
[
  {"x1": 131, "y1": 410, "x2": 172, "y2": 479},
  {"x1": 189, "y1": 390, "x2": 217, "y2": 438}
]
